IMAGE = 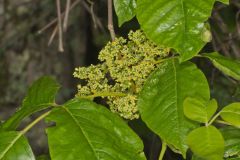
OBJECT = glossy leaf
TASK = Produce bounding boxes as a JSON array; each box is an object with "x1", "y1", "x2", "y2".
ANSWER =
[
  {"x1": 184, "y1": 98, "x2": 218, "y2": 123},
  {"x1": 138, "y1": 58, "x2": 210, "y2": 156},
  {"x1": 220, "y1": 103, "x2": 240, "y2": 127},
  {"x1": 203, "y1": 52, "x2": 240, "y2": 80},
  {"x1": 2, "y1": 76, "x2": 60, "y2": 130},
  {"x1": 46, "y1": 99, "x2": 146, "y2": 160},
  {"x1": 187, "y1": 126, "x2": 224, "y2": 160},
  {"x1": 0, "y1": 131, "x2": 35, "y2": 160},
  {"x1": 113, "y1": 0, "x2": 136, "y2": 26},
  {"x1": 220, "y1": 127, "x2": 240, "y2": 158},
  {"x1": 137, "y1": 0, "x2": 215, "y2": 61}
]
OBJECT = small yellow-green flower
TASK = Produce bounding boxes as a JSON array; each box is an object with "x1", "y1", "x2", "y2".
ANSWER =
[{"x1": 73, "y1": 30, "x2": 170, "y2": 120}]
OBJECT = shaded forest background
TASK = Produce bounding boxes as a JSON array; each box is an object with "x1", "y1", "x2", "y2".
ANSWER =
[{"x1": 0, "y1": 0, "x2": 240, "y2": 159}]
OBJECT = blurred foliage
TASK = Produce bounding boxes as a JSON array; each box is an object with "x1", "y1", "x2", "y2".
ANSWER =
[
  {"x1": 201, "y1": 0, "x2": 240, "y2": 108},
  {"x1": 0, "y1": 0, "x2": 109, "y2": 107}
]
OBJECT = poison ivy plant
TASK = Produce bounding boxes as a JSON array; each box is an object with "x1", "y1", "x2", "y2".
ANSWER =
[
  {"x1": 183, "y1": 97, "x2": 240, "y2": 159},
  {"x1": 136, "y1": 0, "x2": 215, "y2": 61},
  {"x1": 1, "y1": 1, "x2": 240, "y2": 159},
  {"x1": 0, "y1": 76, "x2": 146, "y2": 160},
  {"x1": 46, "y1": 99, "x2": 145, "y2": 160},
  {"x1": 138, "y1": 58, "x2": 210, "y2": 157}
]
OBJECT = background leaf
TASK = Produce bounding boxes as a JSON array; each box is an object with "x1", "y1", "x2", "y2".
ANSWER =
[
  {"x1": 46, "y1": 99, "x2": 146, "y2": 160},
  {"x1": 220, "y1": 127, "x2": 240, "y2": 158},
  {"x1": 0, "y1": 131, "x2": 35, "y2": 160},
  {"x1": 187, "y1": 126, "x2": 224, "y2": 160},
  {"x1": 203, "y1": 52, "x2": 240, "y2": 80},
  {"x1": 137, "y1": 0, "x2": 215, "y2": 61},
  {"x1": 113, "y1": 0, "x2": 136, "y2": 26},
  {"x1": 183, "y1": 98, "x2": 218, "y2": 123},
  {"x1": 138, "y1": 59, "x2": 210, "y2": 156},
  {"x1": 220, "y1": 103, "x2": 240, "y2": 127},
  {"x1": 2, "y1": 76, "x2": 60, "y2": 130}
]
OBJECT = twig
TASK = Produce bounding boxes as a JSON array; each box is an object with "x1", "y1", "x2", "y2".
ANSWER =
[
  {"x1": 38, "y1": 0, "x2": 80, "y2": 34},
  {"x1": 48, "y1": 26, "x2": 58, "y2": 46},
  {"x1": 81, "y1": 0, "x2": 105, "y2": 32},
  {"x1": 63, "y1": 0, "x2": 71, "y2": 32},
  {"x1": 84, "y1": 0, "x2": 97, "y2": 28},
  {"x1": 211, "y1": 27, "x2": 231, "y2": 56},
  {"x1": 56, "y1": 0, "x2": 64, "y2": 52},
  {"x1": 107, "y1": 0, "x2": 115, "y2": 41}
]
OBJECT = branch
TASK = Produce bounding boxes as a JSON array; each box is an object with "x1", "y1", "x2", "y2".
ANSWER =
[
  {"x1": 38, "y1": 0, "x2": 81, "y2": 34},
  {"x1": 56, "y1": 0, "x2": 64, "y2": 52},
  {"x1": 107, "y1": 0, "x2": 115, "y2": 41},
  {"x1": 63, "y1": 0, "x2": 71, "y2": 32}
]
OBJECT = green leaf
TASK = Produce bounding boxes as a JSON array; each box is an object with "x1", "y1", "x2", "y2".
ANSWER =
[
  {"x1": 184, "y1": 98, "x2": 218, "y2": 124},
  {"x1": 137, "y1": 0, "x2": 215, "y2": 61},
  {"x1": 113, "y1": 0, "x2": 136, "y2": 26},
  {"x1": 220, "y1": 127, "x2": 240, "y2": 158},
  {"x1": 192, "y1": 154, "x2": 205, "y2": 160},
  {"x1": 138, "y1": 58, "x2": 210, "y2": 156},
  {"x1": 203, "y1": 52, "x2": 240, "y2": 80},
  {"x1": 187, "y1": 126, "x2": 224, "y2": 160},
  {"x1": 220, "y1": 103, "x2": 240, "y2": 127},
  {"x1": 36, "y1": 155, "x2": 50, "y2": 160},
  {"x1": 0, "y1": 131, "x2": 35, "y2": 160},
  {"x1": 2, "y1": 76, "x2": 60, "y2": 130},
  {"x1": 46, "y1": 99, "x2": 146, "y2": 160}
]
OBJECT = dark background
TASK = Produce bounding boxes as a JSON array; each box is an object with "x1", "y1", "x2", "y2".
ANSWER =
[{"x1": 0, "y1": 0, "x2": 240, "y2": 159}]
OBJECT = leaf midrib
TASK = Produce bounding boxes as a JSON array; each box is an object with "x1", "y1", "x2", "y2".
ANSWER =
[
  {"x1": 0, "y1": 133, "x2": 22, "y2": 159},
  {"x1": 62, "y1": 106, "x2": 99, "y2": 160},
  {"x1": 171, "y1": 60, "x2": 182, "y2": 151}
]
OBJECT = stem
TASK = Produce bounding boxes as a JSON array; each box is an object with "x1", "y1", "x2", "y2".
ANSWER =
[
  {"x1": 154, "y1": 56, "x2": 179, "y2": 64},
  {"x1": 107, "y1": 0, "x2": 115, "y2": 41},
  {"x1": 21, "y1": 111, "x2": 51, "y2": 134},
  {"x1": 48, "y1": 26, "x2": 58, "y2": 46},
  {"x1": 208, "y1": 111, "x2": 222, "y2": 126},
  {"x1": 38, "y1": 0, "x2": 81, "y2": 34},
  {"x1": 215, "y1": 120, "x2": 232, "y2": 126},
  {"x1": 78, "y1": 92, "x2": 127, "y2": 99},
  {"x1": 195, "y1": 54, "x2": 203, "y2": 58},
  {"x1": 56, "y1": 0, "x2": 64, "y2": 52},
  {"x1": 0, "y1": 111, "x2": 51, "y2": 159},
  {"x1": 63, "y1": 0, "x2": 71, "y2": 32},
  {"x1": 159, "y1": 141, "x2": 167, "y2": 160}
]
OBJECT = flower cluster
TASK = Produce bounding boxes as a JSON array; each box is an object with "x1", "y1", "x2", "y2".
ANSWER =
[{"x1": 73, "y1": 30, "x2": 169, "y2": 119}]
